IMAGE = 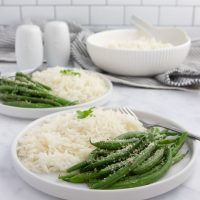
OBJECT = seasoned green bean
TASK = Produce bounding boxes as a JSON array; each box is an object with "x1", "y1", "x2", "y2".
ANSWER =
[
  {"x1": 90, "y1": 142, "x2": 157, "y2": 189},
  {"x1": 133, "y1": 148, "x2": 165, "y2": 174},
  {"x1": 109, "y1": 148, "x2": 172, "y2": 189},
  {"x1": 115, "y1": 131, "x2": 145, "y2": 140},
  {"x1": 172, "y1": 132, "x2": 188, "y2": 156},
  {"x1": 90, "y1": 138, "x2": 139, "y2": 150},
  {"x1": 81, "y1": 139, "x2": 142, "y2": 172}
]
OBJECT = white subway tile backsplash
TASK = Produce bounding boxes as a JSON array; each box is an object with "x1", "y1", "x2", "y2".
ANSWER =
[
  {"x1": 91, "y1": 6, "x2": 123, "y2": 25},
  {"x1": 0, "y1": 7, "x2": 20, "y2": 24},
  {"x1": 38, "y1": 0, "x2": 71, "y2": 5},
  {"x1": 56, "y1": 6, "x2": 89, "y2": 25},
  {"x1": 160, "y1": 7, "x2": 193, "y2": 25},
  {"x1": 4, "y1": 0, "x2": 36, "y2": 5},
  {"x1": 73, "y1": 0, "x2": 106, "y2": 5},
  {"x1": 194, "y1": 7, "x2": 200, "y2": 25},
  {"x1": 180, "y1": 26, "x2": 200, "y2": 38},
  {"x1": 125, "y1": 6, "x2": 158, "y2": 25},
  {"x1": 0, "y1": 0, "x2": 200, "y2": 37},
  {"x1": 22, "y1": 6, "x2": 55, "y2": 20},
  {"x1": 143, "y1": 0, "x2": 176, "y2": 5},
  {"x1": 108, "y1": 0, "x2": 140, "y2": 5},
  {"x1": 177, "y1": 0, "x2": 200, "y2": 6}
]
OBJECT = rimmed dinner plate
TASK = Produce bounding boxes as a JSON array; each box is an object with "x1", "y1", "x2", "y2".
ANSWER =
[
  {"x1": 0, "y1": 70, "x2": 112, "y2": 119},
  {"x1": 11, "y1": 108, "x2": 197, "y2": 200}
]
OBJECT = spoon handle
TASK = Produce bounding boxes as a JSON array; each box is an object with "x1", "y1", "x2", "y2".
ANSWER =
[{"x1": 130, "y1": 15, "x2": 156, "y2": 38}]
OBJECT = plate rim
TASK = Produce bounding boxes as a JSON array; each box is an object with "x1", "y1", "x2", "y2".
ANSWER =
[{"x1": 11, "y1": 107, "x2": 198, "y2": 194}]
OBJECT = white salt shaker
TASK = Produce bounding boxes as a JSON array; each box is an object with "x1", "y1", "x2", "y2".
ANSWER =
[
  {"x1": 44, "y1": 21, "x2": 70, "y2": 67},
  {"x1": 15, "y1": 24, "x2": 43, "y2": 69}
]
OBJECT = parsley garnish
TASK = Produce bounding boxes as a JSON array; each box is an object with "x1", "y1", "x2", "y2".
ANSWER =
[
  {"x1": 76, "y1": 107, "x2": 95, "y2": 119},
  {"x1": 60, "y1": 69, "x2": 80, "y2": 76}
]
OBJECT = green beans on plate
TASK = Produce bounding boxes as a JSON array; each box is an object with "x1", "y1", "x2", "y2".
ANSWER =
[
  {"x1": 58, "y1": 128, "x2": 189, "y2": 190},
  {"x1": 0, "y1": 72, "x2": 77, "y2": 108}
]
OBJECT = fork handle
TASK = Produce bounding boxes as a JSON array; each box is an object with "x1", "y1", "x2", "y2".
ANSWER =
[{"x1": 146, "y1": 124, "x2": 200, "y2": 141}]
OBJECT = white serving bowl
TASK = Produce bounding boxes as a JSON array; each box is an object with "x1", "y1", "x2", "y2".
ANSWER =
[{"x1": 86, "y1": 28, "x2": 191, "y2": 76}]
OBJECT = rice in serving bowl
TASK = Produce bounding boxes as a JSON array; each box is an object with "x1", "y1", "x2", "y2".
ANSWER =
[
  {"x1": 17, "y1": 108, "x2": 145, "y2": 173},
  {"x1": 32, "y1": 66, "x2": 108, "y2": 104}
]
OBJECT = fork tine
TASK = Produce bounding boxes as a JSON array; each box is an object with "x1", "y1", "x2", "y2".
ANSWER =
[
  {"x1": 118, "y1": 107, "x2": 129, "y2": 115},
  {"x1": 121, "y1": 107, "x2": 138, "y2": 119}
]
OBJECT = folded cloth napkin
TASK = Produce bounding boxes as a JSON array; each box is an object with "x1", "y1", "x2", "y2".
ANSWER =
[{"x1": 1, "y1": 21, "x2": 200, "y2": 90}]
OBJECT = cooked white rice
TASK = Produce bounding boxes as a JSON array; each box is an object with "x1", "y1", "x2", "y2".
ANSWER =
[
  {"x1": 17, "y1": 108, "x2": 145, "y2": 173},
  {"x1": 32, "y1": 66, "x2": 108, "y2": 104}
]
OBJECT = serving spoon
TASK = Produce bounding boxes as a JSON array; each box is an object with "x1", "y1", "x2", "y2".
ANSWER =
[
  {"x1": 130, "y1": 15, "x2": 190, "y2": 45},
  {"x1": 130, "y1": 15, "x2": 158, "y2": 39}
]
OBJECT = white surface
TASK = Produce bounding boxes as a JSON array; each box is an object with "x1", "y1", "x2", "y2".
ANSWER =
[
  {"x1": 194, "y1": 7, "x2": 200, "y2": 25},
  {"x1": 21, "y1": 6, "x2": 54, "y2": 20},
  {"x1": 0, "y1": 2, "x2": 200, "y2": 38},
  {"x1": 56, "y1": 6, "x2": 89, "y2": 25},
  {"x1": 1, "y1": 63, "x2": 200, "y2": 200},
  {"x1": 12, "y1": 108, "x2": 197, "y2": 200},
  {"x1": 159, "y1": 7, "x2": 193, "y2": 26},
  {"x1": 91, "y1": 6, "x2": 124, "y2": 25},
  {"x1": 87, "y1": 29, "x2": 190, "y2": 76},
  {"x1": 125, "y1": 7, "x2": 159, "y2": 25},
  {"x1": 0, "y1": 69, "x2": 112, "y2": 119}
]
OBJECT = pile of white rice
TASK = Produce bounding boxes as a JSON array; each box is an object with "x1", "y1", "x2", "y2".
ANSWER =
[
  {"x1": 32, "y1": 66, "x2": 108, "y2": 104},
  {"x1": 17, "y1": 108, "x2": 145, "y2": 173},
  {"x1": 106, "y1": 37, "x2": 173, "y2": 50}
]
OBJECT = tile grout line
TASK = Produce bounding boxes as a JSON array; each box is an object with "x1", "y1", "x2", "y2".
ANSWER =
[
  {"x1": 19, "y1": 5, "x2": 23, "y2": 22},
  {"x1": 192, "y1": 6, "x2": 195, "y2": 26},
  {"x1": 158, "y1": 5, "x2": 160, "y2": 26},
  {"x1": 123, "y1": 5, "x2": 125, "y2": 25},
  {"x1": 54, "y1": 5, "x2": 56, "y2": 20},
  {"x1": 89, "y1": 5, "x2": 91, "y2": 26}
]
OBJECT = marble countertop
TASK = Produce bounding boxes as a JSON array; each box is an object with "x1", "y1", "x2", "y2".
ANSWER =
[{"x1": 0, "y1": 64, "x2": 200, "y2": 200}]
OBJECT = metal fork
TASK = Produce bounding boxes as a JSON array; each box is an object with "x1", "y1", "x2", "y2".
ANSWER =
[{"x1": 118, "y1": 107, "x2": 200, "y2": 141}]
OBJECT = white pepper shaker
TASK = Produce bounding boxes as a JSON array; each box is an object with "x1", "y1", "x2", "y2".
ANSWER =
[
  {"x1": 44, "y1": 21, "x2": 70, "y2": 67},
  {"x1": 15, "y1": 24, "x2": 43, "y2": 69}
]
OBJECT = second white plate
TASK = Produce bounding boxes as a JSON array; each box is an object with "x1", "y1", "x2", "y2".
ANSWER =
[{"x1": 0, "y1": 71, "x2": 112, "y2": 119}]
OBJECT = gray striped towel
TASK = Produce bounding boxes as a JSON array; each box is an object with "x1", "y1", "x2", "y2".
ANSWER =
[{"x1": 1, "y1": 21, "x2": 200, "y2": 90}]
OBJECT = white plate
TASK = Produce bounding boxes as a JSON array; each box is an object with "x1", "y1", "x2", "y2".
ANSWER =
[
  {"x1": 12, "y1": 108, "x2": 197, "y2": 200},
  {"x1": 0, "y1": 71, "x2": 112, "y2": 119}
]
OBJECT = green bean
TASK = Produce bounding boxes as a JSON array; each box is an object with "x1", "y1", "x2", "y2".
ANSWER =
[
  {"x1": 172, "y1": 132, "x2": 188, "y2": 156},
  {"x1": 0, "y1": 93, "x2": 61, "y2": 106},
  {"x1": 90, "y1": 142, "x2": 157, "y2": 189},
  {"x1": 90, "y1": 138, "x2": 139, "y2": 150},
  {"x1": 3, "y1": 101, "x2": 53, "y2": 108},
  {"x1": 16, "y1": 72, "x2": 51, "y2": 91},
  {"x1": 109, "y1": 147, "x2": 172, "y2": 189},
  {"x1": 115, "y1": 131, "x2": 145, "y2": 140},
  {"x1": 58, "y1": 171, "x2": 80, "y2": 181},
  {"x1": 66, "y1": 172, "x2": 99, "y2": 183},
  {"x1": 0, "y1": 78, "x2": 42, "y2": 91},
  {"x1": 0, "y1": 85, "x2": 76, "y2": 106},
  {"x1": 81, "y1": 139, "x2": 142, "y2": 172},
  {"x1": 66, "y1": 160, "x2": 89, "y2": 173},
  {"x1": 172, "y1": 151, "x2": 189, "y2": 165},
  {"x1": 133, "y1": 148, "x2": 165, "y2": 174},
  {"x1": 158, "y1": 137, "x2": 179, "y2": 145},
  {"x1": 88, "y1": 149, "x2": 112, "y2": 160}
]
